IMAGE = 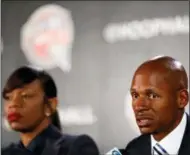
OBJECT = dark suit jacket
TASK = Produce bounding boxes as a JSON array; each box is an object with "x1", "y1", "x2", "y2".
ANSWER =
[
  {"x1": 2, "y1": 124, "x2": 99, "y2": 155},
  {"x1": 123, "y1": 115, "x2": 190, "y2": 155}
]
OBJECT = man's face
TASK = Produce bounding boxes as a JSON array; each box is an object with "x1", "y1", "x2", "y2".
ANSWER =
[
  {"x1": 4, "y1": 80, "x2": 46, "y2": 132},
  {"x1": 130, "y1": 71, "x2": 179, "y2": 135}
]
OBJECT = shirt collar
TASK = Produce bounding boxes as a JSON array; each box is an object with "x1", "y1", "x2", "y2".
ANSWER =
[{"x1": 151, "y1": 113, "x2": 187, "y2": 155}]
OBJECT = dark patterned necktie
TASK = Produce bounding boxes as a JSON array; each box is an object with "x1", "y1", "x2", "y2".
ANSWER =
[{"x1": 153, "y1": 143, "x2": 169, "y2": 155}]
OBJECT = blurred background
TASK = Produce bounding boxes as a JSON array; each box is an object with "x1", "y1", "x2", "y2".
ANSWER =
[{"x1": 1, "y1": 1, "x2": 189, "y2": 153}]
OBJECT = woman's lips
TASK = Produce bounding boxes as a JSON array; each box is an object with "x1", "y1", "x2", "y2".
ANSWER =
[{"x1": 7, "y1": 113, "x2": 22, "y2": 122}]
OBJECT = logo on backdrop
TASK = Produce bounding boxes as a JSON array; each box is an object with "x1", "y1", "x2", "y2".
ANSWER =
[
  {"x1": 2, "y1": 117, "x2": 13, "y2": 132},
  {"x1": 21, "y1": 4, "x2": 74, "y2": 72},
  {"x1": 58, "y1": 105, "x2": 97, "y2": 126},
  {"x1": 103, "y1": 15, "x2": 189, "y2": 43}
]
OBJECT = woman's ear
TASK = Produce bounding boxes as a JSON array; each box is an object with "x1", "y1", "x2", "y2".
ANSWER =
[
  {"x1": 45, "y1": 97, "x2": 58, "y2": 116},
  {"x1": 48, "y1": 97, "x2": 58, "y2": 113}
]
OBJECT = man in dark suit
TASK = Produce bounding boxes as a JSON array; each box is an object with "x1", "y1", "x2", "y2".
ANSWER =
[
  {"x1": 124, "y1": 56, "x2": 190, "y2": 155},
  {"x1": 2, "y1": 66, "x2": 99, "y2": 155}
]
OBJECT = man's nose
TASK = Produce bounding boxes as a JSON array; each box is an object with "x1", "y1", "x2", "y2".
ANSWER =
[{"x1": 133, "y1": 97, "x2": 149, "y2": 112}]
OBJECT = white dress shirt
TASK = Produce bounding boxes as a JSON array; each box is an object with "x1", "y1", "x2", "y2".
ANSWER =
[{"x1": 151, "y1": 113, "x2": 187, "y2": 155}]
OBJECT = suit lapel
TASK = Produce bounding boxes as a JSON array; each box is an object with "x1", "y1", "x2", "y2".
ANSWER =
[
  {"x1": 130, "y1": 135, "x2": 151, "y2": 155},
  {"x1": 140, "y1": 135, "x2": 152, "y2": 155},
  {"x1": 40, "y1": 125, "x2": 67, "y2": 155},
  {"x1": 178, "y1": 115, "x2": 190, "y2": 155},
  {"x1": 41, "y1": 134, "x2": 70, "y2": 155},
  {"x1": 41, "y1": 138, "x2": 61, "y2": 155}
]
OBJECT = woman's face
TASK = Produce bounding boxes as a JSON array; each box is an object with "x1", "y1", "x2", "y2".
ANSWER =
[{"x1": 4, "y1": 80, "x2": 47, "y2": 132}]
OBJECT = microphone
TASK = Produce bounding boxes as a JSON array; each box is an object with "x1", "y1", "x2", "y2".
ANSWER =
[{"x1": 106, "y1": 147, "x2": 122, "y2": 155}]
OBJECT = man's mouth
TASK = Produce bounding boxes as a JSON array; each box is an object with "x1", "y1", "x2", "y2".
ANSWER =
[{"x1": 137, "y1": 118, "x2": 153, "y2": 127}]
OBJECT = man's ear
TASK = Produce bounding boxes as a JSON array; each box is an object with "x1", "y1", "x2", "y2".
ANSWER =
[{"x1": 177, "y1": 89, "x2": 189, "y2": 109}]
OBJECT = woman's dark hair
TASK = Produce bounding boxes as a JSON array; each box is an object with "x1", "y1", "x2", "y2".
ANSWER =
[
  {"x1": 2, "y1": 66, "x2": 57, "y2": 99},
  {"x1": 2, "y1": 66, "x2": 62, "y2": 130},
  {"x1": 51, "y1": 110, "x2": 62, "y2": 131}
]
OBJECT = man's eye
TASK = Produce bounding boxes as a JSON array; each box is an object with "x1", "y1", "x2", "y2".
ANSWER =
[
  {"x1": 131, "y1": 93, "x2": 138, "y2": 99},
  {"x1": 148, "y1": 93, "x2": 159, "y2": 99}
]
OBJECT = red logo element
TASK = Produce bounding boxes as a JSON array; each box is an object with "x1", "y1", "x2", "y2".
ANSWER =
[{"x1": 33, "y1": 29, "x2": 69, "y2": 58}]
